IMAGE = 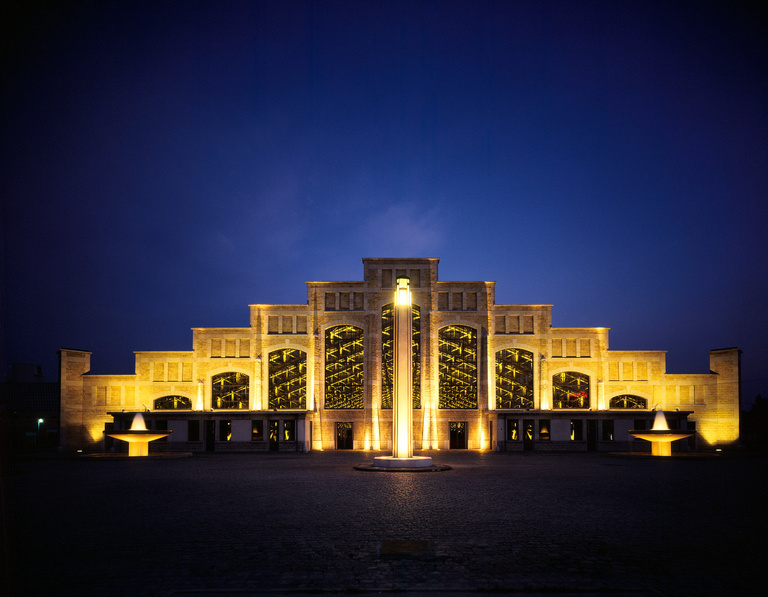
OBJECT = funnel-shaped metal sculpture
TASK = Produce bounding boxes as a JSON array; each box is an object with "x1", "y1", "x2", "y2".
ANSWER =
[
  {"x1": 105, "y1": 413, "x2": 171, "y2": 456},
  {"x1": 629, "y1": 410, "x2": 693, "y2": 456}
]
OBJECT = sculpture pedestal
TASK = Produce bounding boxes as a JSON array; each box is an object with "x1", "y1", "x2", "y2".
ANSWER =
[{"x1": 373, "y1": 456, "x2": 433, "y2": 469}]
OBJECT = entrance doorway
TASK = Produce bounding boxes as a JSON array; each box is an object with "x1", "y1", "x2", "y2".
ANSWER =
[
  {"x1": 336, "y1": 422, "x2": 353, "y2": 449},
  {"x1": 587, "y1": 420, "x2": 598, "y2": 451},
  {"x1": 269, "y1": 420, "x2": 279, "y2": 451},
  {"x1": 523, "y1": 419, "x2": 534, "y2": 451},
  {"x1": 449, "y1": 421, "x2": 467, "y2": 449}
]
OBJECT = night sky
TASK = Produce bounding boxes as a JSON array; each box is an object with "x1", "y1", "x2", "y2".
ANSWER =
[{"x1": 2, "y1": 1, "x2": 766, "y2": 408}]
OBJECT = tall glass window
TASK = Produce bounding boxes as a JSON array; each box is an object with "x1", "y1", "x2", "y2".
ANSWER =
[
  {"x1": 268, "y1": 348, "x2": 307, "y2": 409},
  {"x1": 325, "y1": 325, "x2": 364, "y2": 409},
  {"x1": 381, "y1": 303, "x2": 421, "y2": 409},
  {"x1": 609, "y1": 395, "x2": 647, "y2": 409},
  {"x1": 438, "y1": 325, "x2": 477, "y2": 409},
  {"x1": 552, "y1": 372, "x2": 590, "y2": 409},
  {"x1": 212, "y1": 372, "x2": 249, "y2": 409},
  {"x1": 496, "y1": 348, "x2": 534, "y2": 409}
]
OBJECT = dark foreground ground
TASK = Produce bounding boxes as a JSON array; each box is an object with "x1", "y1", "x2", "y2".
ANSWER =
[{"x1": 2, "y1": 450, "x2": 766, "y2": 596}]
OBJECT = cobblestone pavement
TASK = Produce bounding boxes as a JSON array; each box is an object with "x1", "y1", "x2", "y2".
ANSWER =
[{"x1": 2, "y1": 450, "x2": 766, "y2": 596}]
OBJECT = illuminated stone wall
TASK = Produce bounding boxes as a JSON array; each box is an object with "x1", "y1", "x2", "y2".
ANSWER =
[{"x1": 58, "y1": 258, "x2": 740, "y2": 452}]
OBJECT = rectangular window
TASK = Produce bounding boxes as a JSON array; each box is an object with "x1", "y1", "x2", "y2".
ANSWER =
[
  {"x1": 283, "y1": 420, "x2": 295, "y2": 441},
  {"x1": 220, "y1": 420, "x2": 232, "y2": 442},
  {"x1": 382, "y1": 269, "x2": 393, "y2": 287},
  {"x1": 636, "y1": 362, "x2": 648, "y2": 380},
  {"x1": 252, "y1": 420, "x2": 263, "y2": 441},
  {"x1": 579, "y1": 338, "x2": 591, "y2": 358},
  {"x1": 325, "y1": 292, "x2": 336, "y2": 311},
  {"x1": 153, "y1": 362, "x2": 165, "y2": 382},
  {"x1": 438, "y1": 292, "x2": 449, "y2": 310},
  {"x1": 495, "y1": 315, "x2": 506, "y2": 334},
  {"x1": 570, "y1": 419, "x2": 583, "y2": 441},
  {"x1": 225, "y1": 339, "x2": 236, "y2": 357},
  {"x1": 282, "y1": 315, "x2": 293, "y2": 333},
  {"x1": 188, "y1": 420, "x2": 200, "y2": 442},
  {"x1": 465, "y1": 292, "x2": 477, "y2": 311},
  {"x1": 602, "y1": 420, "x2": 614, "y2": 441},
  {"x1": 539, "y1": 419, "x2": 550, "y2": 441},
  {"x1": 566, "y1": 339, "x2": 577, "y2": 357},
  {"x1": 622, "y1": 362, "x2": 633, "y2": 381},
  {"x1": 410, "y1": 269, "x2": 420, "y2": 287},
  {"x1": 522, "y1": 316, "x2": 534, "y2": 333},
  {"x1": 339, "y1": 293, "x2": 350, "y2": 310},
  {"x1": 508, "y1": 316, "x2": 520, "y2": 333},
  {"x1": 211, "y1": 339, "x2": 222, "y2": 357},
  {"x1": 268, "y1": 316, "x2": 280, "y2": 334},
  {"x1": 296, "y1": 316, "x2": 308, "y2": 334},
  {"x1": 608, "y1": 362, "x2": 620, "y2": 381},
  {"x1": 353, "y1": 292, "x2": 364, "y2": 310},
  {"x1": 451, "y1": 292, "x2": 463, "y2": 310},
  {"x1": 239, "y1": 339, "x2": 250, "y2": 357},
  {"x1": 552, "y1": 339, "x2": 563, "y2": 358},
  {"x1": 167, "y1": 362, "x2": 179, "y2": 382},
  {"x1": 507, "y1": 419, "x2": 519, "y2": 441}
]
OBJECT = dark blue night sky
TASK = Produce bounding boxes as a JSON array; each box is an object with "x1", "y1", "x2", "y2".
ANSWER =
[{"x1": 2, "y1": 1, "x2": 766, "y2": 407}]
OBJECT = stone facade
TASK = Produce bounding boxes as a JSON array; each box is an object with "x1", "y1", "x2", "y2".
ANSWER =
[{"x1": 59, "y1": 258, "x2": 740, "y2": 453}]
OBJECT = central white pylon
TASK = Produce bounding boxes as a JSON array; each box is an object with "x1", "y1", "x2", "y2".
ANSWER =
[
  {"x1": 373, "y1": 276, "x2": 433, "y2": 469},
  {"x1": 392, "y1": 276, "x2": 413, "y2": 459}
]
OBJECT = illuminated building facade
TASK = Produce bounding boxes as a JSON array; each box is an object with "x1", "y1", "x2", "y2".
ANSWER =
[{"x1": 59, "y1": 258, "x2": 740, "y2": 453}]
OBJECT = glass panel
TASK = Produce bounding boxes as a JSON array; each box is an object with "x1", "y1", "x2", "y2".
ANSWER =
[
  {"x1": 602, "y1": 420, "x2": 614, "y2": 441},
  {"x1": 381, "y1": 303, "x2": 421, "y2": 409},
  {"x1": 283, "y1": 420, "x2": 295, "y2": 441},
  {"x1": 570, "y1": 419, "x2": 583, "y2": 441},
  {"x1": 212, "y1": 372, "x2": 249, "y2": 409},
  {"x1": 188, "y1": 420, "x2": 200, "y2": 442},
  {"x1": 539, "y1": 419, "x2": 550, "y2": 441},
  {"x1": 439, "y1": 325, "x2": 477, "y2": 409},
  {"x1": 507, "y1": 419, "x2": 519, "y2": 441},
  {"x1": 496, "y1": 348, "x2": 534, "y2": 409},
  {"x1": 268, "y1": 348, "x2": 307, "y2": 409},
  {"x1": 552, "y1": 371, "x2": 590, "y2": 409},
  {"x1": 153, "y1": 395, "x2": 192, "y2": 410},
  {"x1": 325, "y1": 325, "x2": 364, "y2": 409},
  {"x1": 252, "y1": 420, "x2": 263, "y2": 441},
  {"x1": 220, "y1": 420, "x2": 231, "y2": 441},
  {"x1": 609, "y1": 394, "x2": 647, "y2": 409}
]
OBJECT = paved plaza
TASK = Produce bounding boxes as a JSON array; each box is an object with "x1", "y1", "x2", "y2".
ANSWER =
[{"x1": 2, "y1": 450, "x2": 766, "y2": 596}]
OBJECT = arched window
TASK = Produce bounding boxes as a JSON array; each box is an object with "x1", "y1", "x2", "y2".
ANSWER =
[
  {"x1": 610, "y1": 394, "x2": 647, "y2": 409},
  {"x1": 212, "y1": 372, "x2": 249, "y2": 409},
  {"x1": 381, "y1": 303, "x2": 421, "y2": 409},
  {"x1": 439, "y1": 325, "x2": 477, "y2": 409},
  {"x1": 153, "y1": 395, "x2": 192, "y2": 410},
  {"x1": 268, "y1": 348, "x2": 307, "y2": 409},
  {"x1": 496, "y1": 348, "x2": 534, "y2": 409},
  {"x1": 552, "y1": 371, "x2": 589, "y2": 409},
  {"x1": 325, "y1": 325, "x2": 364, "y2": 409}
]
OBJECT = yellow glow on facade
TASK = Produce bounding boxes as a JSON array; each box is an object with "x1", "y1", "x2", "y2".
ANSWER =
[{"x1": 196, "y1": 380, "x2": 204, "y2": 411}]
